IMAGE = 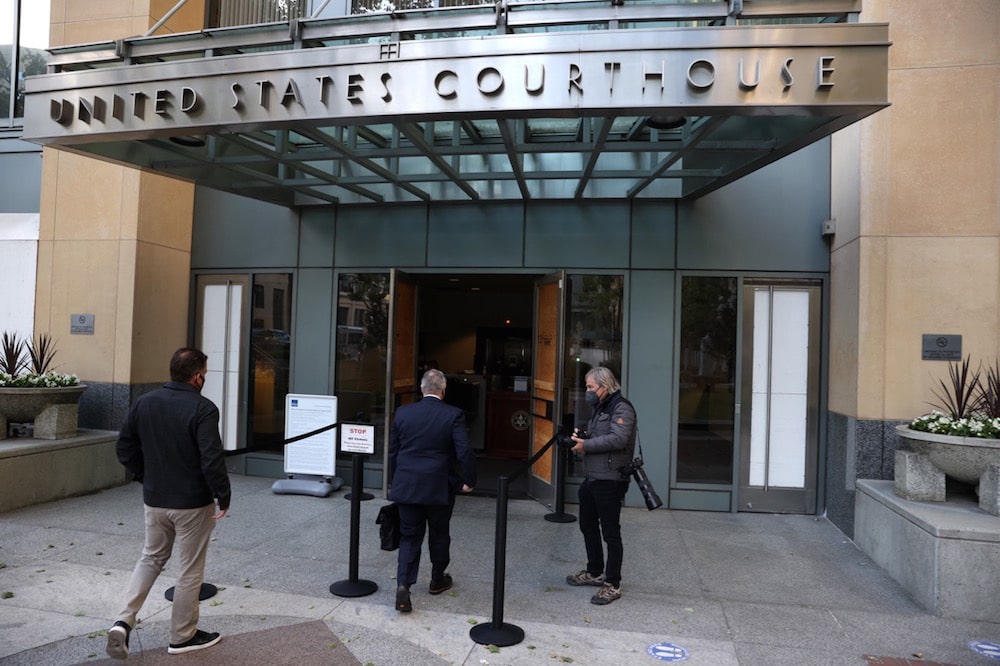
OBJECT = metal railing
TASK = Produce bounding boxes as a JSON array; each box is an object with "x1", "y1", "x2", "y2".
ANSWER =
[{"x1": 44, "y1": 0, "x2": 861, "y2": 73}]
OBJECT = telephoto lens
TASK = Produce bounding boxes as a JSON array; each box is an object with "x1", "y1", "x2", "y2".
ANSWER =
[{"x1": 630, "y1": 461, "x2": 663, "y2": 511}]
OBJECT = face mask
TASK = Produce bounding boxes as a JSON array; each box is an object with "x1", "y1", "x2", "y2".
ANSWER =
[{"x1": 585, "y1": 390, "x2": 600, "y2": 408}]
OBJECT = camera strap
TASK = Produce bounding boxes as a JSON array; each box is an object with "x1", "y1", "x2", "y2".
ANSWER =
[{"x1": 619, "y1": 396, "x2": 643, "y2": 463}]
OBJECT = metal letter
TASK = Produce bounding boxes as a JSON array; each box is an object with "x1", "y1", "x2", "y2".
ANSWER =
[
  {"x1": 347, "y1": 73, "x2": 364, "y2": 104},
  {"x1": 180, "y1": 87, "x2": 200, "y2": 113},
  {"x1": 781, "y1": 58, "x2": 794, "y2": 89},
  {"x1": 739, "y1": 58, "x2": 760, "y2": 89},
  {"x1": 230, "y1": 83, "x2": 244, "y2": 110},
  {"x1": 477, "y1": 67, "x2": 504, "y2": 96},
  {"x1": 316, "y1": 75, "x2": 334, "y2": 105},
  {"x1": 686, "y1": 59, "x2": 715, "y2": 90},
  {"x1": 604, "y1": 62, "x2": 620, "y2": 94},
  {"x1": 112, "y1": 95, "x2": 125, "y2": 121},
  {"x1": 281, "y1": 79, "x2": 302, "y2": 107},
  {"x1": 435, "y1": 70, "x2": 457, "y2": 99},
  {"x1": 130, "y1": 91, "x2": 146, "y2": 118},
  {"x1": 568, "y1": 64, "x2": 582, "y2": 95},
  {"x1": 50, "y1": 99, "x2": 73, "y2": 125},
  {"x1": 817, "y1": 56, "x2": 835, "y2": 88},
  {"x1": 256, "y1": 80, "x2": 273, "y2": 107},
  {"x1": 154, "y1": 89, "x2": 171, "y2": 115},
  {"x1": 525, "y1": 64, "x2": 544, "y2": 95},
  {"x1": 380, "y1": 72, "x2": 392, "y2": 103},
  {"x1": 643, "y1": 61, "x2": 665, "y2": 93}
]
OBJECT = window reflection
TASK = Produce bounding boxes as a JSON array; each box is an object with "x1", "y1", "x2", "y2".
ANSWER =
[
  {"x1": 1, "y1": 0, "x2": 49, "y2": 123},
  {"x1": 335, "y1": 273, "x2": 390, "y2": 458},
  {"x1": 249, "y1": 274, "x2": 292, "y2": 452},
  {"x1": 563, "y1": 274, "x2": 624, "y2": 477},
  {"x1": 676, "y1": 276, "x2": 737, "y2": 484}
]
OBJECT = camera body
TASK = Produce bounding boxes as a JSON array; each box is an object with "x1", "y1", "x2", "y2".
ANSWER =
[
  {"x1": 557, "y1": 425, "x2": 587, "y2": 448},
  {"x1": 619, "y1": 457, "x2": 663, "y2": 511}
]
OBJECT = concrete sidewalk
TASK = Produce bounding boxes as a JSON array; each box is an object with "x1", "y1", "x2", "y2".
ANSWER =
[{"x1": 1, "y1": 474, "x2": 998, "y2": 665}]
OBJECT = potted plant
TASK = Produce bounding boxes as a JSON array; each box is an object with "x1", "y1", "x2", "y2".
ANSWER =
[
  {"x1": 0, "y1": 331, "x2": 85, "y2": 440},
  {"x1": 896, "y1": 356, "x2": 1000, "y2": 514}
]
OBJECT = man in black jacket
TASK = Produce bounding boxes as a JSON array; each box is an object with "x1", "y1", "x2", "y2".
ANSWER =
[{"x1": 105, "y1": 347, "x2": 232, "y2": 659}]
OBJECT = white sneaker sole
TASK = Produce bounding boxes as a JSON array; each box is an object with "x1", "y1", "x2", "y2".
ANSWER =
[{"x1": 105, "y1": 626, "x2": 128, "y2": 660}]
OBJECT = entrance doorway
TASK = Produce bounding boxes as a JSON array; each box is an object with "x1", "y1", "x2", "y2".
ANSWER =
[{"x1": 407, "y1": 273, "x2": 539, "y2": 498}]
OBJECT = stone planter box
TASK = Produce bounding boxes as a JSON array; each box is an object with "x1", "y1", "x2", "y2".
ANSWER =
[
  {"x1": 0, "y1": 385, "x2": 87, "y2": 440},
  {"x1": 895, "y1": 424, "x2": 1000, "y2": 516}
]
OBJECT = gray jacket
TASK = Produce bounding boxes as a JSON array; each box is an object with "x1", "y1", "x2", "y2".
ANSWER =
[{"x1": 581, "y1": 392, "x2": 637, "y2": 482}]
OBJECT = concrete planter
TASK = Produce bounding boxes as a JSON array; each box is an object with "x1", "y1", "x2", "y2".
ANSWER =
[
  {"x1": 0, "y1": 385, "x2": 87, "y2": 440},
  {"x1": 895, "y1": 424, "x2": 1000, "y2": 516},
  {"x1": 896, "y1": 425, "x2": 1000, "y2": 484}
]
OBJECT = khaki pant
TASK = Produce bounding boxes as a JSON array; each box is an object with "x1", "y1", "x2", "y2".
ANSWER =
[{"x1": 116, "y1": 504, "x2": 216, "y2": 644}]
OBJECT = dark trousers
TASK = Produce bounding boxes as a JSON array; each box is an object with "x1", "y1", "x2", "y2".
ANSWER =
[
  {"x1": 578, "y1": 478, "x2": 628, "y2": 586},
  {"x1": 396, "y1": 496, "x2": 456, "y2": 586}
]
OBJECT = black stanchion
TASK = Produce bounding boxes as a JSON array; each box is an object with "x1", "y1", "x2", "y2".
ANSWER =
[
  {"x1": 544, "y1": 445, "x2": 576, "y2": 523},
  {"x1": 330, "y1": 453, "x2": 378, "y2": 597},
  {"x1": 344, "y1": 491, "x2": 374, "y2": 501},
  {"x1": 469, "y1": 475, "x2": 525, "y2": 647}
]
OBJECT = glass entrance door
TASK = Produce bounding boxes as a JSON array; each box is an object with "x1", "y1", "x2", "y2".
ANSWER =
[
  {"x1": 528, "y1": 271, "x2": 566, "y2": 507},
  {"x1": 194, "y1": 274, "x2": 248, "y2": 452},
  {"x1": 738, "y1": 281, "x2": 821, "y2": 513}
]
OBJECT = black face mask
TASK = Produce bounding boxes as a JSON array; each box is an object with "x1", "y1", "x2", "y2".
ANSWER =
[{"x1": 584, "y1": 390, "x2": 600, "y2": 408}]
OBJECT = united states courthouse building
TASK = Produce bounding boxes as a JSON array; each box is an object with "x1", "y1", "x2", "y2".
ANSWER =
[{"x1": 1, "y1": 0, "x2": 997, "y2": 538}]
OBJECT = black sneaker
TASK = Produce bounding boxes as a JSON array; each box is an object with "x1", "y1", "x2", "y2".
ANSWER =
[
  {"x1": 105, "y1": 621, "x2": 130, "y2": 660},
  {"x1": 396, "y1": 585, "x2": 412, "y2": 612},
  {"x1": 429, "y1": 574, "x2": 453, "y2": 595},
  {"x1": 167, "y1": 629, "x2": 221, "y2": 654}
]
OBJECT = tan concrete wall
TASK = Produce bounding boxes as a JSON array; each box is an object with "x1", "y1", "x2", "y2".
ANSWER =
[
  {"x1": 830, "y1": 0, "x2": 1000, "y2": 421},
  {"x1": 38, "y1": 2, "x2": 204, "y2": 387}
]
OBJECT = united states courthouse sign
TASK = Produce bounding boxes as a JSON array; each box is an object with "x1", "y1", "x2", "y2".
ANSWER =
[{"x1": 24, "y1": 24, "x2": 888, "y2": 144}]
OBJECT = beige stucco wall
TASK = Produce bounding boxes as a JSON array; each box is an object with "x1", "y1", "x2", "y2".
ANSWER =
[
  {"x1": 829, "y1": 0, "x2": 1000, "y2": 421},
  {"x1": 37, "y1": 1, "x2": 206, "y2": 386}
]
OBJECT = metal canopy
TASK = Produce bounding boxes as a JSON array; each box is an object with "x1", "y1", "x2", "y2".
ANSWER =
[{"x1": 22, "y1": 0, "x2": 888, "y2": 208}]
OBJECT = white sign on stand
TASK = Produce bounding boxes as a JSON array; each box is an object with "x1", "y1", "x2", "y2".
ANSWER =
[
  {"x1": 284, "y1": 393, "x2": 338, "y2": 476},
  {"x1": 341, "y1": 423, "x2": 375, "y2": 455}
]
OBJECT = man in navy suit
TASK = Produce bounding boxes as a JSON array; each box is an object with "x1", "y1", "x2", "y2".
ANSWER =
[{"x1": 388, "y1": 368, "x2": 476, "y2": 613}]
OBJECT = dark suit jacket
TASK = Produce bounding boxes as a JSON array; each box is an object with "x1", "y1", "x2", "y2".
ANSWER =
[{"x1": 388, "y1": 395, "x2": 477, "y2": 505}]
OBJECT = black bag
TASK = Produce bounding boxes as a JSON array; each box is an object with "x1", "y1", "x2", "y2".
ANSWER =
[{"x1": 376, "y1": 502, "x2": 401, "y2": 551}]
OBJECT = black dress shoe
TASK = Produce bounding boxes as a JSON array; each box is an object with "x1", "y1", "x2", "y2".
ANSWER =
[
  {"x1": 429, "y1": 573, "x2": 453, "y2": 595},
  {"x1": 396, "y1": 585, "x2": 412, "y2": 612}
]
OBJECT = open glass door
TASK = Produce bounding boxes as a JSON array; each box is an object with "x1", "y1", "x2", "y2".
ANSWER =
[
  {"x1": 528, "y1": 271, "x2": 566, "y2": 506},
  {"x1": 382, "y1": 269, "x2": 418, "y2": 492},
  {"x1": 738, "y1": 280, "x2": 821, "y2": 513}
]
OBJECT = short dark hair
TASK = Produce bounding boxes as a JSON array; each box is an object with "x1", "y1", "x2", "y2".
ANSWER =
[{"x1": 170, "y1": 347, "x2": 208, "y2": 382}]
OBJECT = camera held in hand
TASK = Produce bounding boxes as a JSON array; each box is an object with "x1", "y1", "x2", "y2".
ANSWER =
[
  {"x1": 557, "y1": 425, "x2": 587, "y2": 448},
  {"x1": 619, "y1": 458, "x2": 663, "y2": 511}
]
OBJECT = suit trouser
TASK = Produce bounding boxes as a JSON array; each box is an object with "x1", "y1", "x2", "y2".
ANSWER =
[
  {"x1": 396, "y1": 496, "x2": 455, "y2": 586},
  {"x1": 116, "y1": 504, "x2": 216, "y2": 644}
]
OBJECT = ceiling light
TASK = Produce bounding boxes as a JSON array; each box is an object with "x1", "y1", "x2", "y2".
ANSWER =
[
  {"x1": 169, "y1": 135, "x2": 206, "y2": 147},
  {"x1": 645, "y1": 116, "x2": 687, "y2": 130}
]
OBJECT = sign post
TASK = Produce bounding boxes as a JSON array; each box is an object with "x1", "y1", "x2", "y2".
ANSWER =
[{"x1": 331, "y1": 423, "x2": 378, "y2": 598}]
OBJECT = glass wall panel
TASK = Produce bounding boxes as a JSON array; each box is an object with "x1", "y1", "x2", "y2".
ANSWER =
[
  {"x1": 249, "y1": 274, "x2": 293, "y2": 451},
  {"x1": 563, "y1": 274, "x2": 624, "y2": 476},
  {"x1": 335, "y1": 273, "x2": 390, "y2": 458},
  {"x1": 2, "y1": 0, "x2": 49, "y2": 122},
  {"x1": 1, "y1": 0, "x2": 15, "y2": 122},
  {"x1": 676, "y1": 276, "x2": 737, "y2": 484}
]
